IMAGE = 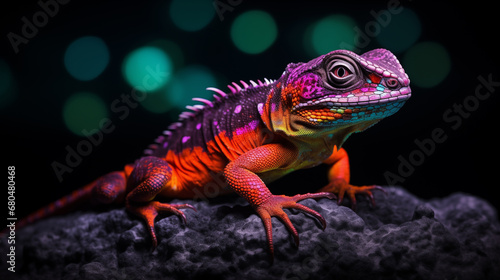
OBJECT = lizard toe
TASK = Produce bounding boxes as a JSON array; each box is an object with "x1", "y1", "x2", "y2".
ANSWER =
[
  {"x1": 254, "y1": 193, "x2": 332, "y2": 262},
  {"x1": 321, "y1": 179, "x2": 386, "y2": 210},
  {"x1": 127, "y1": 201, "x2": 196, "y2": 249}
]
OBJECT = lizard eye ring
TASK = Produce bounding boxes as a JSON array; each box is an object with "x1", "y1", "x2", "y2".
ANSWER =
[
  {"x1": 386, "y1": 78, "x2": 399, "y2": 88},
  {"x1": 325, "y1": 57, "x2": 359, "y2": 88}
]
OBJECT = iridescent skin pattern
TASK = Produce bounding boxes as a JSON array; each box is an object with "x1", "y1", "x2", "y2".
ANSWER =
[
  {"x1": 16, "y1": 49, "x2": 410, "y2": 262},
  {"x1": 276, "y1": 49, "x2": 410, "y2": 132}
]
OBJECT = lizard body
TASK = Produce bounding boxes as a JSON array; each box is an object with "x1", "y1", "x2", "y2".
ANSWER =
[{"x1": 15, "y1": 48, "x2": 411, "y2": 260}]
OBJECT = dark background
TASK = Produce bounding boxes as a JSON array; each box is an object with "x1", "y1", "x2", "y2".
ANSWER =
[{"x1": 1, "y1": 0, "x2": 499, "y2": 222}]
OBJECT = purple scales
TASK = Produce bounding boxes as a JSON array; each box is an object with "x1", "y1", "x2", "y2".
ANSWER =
[{"x1": 144, "y1": 48, "x2": 410, "y2": 156}]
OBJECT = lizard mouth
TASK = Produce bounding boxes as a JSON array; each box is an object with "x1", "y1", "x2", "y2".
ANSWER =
[
  {"x1": 291, "y1": 86, "x2": 411, "y2": 124},
  {"x1": 291, "y1": 86, "x2": 411, "y2": 112}
]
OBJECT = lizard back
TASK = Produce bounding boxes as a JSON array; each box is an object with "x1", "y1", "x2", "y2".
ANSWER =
[{"x1": 143, "y1": 79, "x2": 276, "y2": 195}]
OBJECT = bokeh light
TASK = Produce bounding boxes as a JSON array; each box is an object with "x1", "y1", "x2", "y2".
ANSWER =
[
  {"x1": 0, "y1": 59, "x2": 15, "y2": 108},
  {"x1": 309, "y1": 15, "x2": 357, "y2": 56},
  {"x1": 164, "y1": 65, "x2": 217, "y2": 110},
  {"x1": 169, "y1": 0, "x2": 215, "y2": 32},
  {"x1": 376, "y1": 9, "x2": 421, "y2": 53},
  {"x1": 231, "y1": 10, "x2": 277, "y2": 54},
  {"x1": 63, "y1": 92, "x2": 108, "y2": 136},
  {"x1": 122, "y1": 46, "x2": 172, "y2": 92},
  {"x1": 403, "y1": 41, "x2": 451, "y2": 88},
  {"x1": 64, "y1": 36, "x2": 109, "y2": 81},
  {"x1": 146, "y1": 39, "x2": 185, "y2": 71}
]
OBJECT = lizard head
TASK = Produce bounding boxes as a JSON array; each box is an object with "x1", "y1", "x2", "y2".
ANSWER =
[{"x1": 265, "y1": 48, "x2": 411, "y2": 141}]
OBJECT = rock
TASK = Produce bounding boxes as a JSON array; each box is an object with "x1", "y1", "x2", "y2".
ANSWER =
[
  {"x1": 412, "y1": 204, "x2": 435, "y2": 220},
  {"x1": 1, "y1": 187, "x2": 499, "y2": 280}
]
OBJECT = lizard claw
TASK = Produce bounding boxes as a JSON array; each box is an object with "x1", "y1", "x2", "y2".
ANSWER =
[
  {"x1": 128, "y1": 201, "x2": 196, "y2": 249},
  {"x1": 321, "y1": 179, "x2": 385, "y2": 211},
  {"x1": 253, "y1": 192, "x2": 335, "y2": 262}
]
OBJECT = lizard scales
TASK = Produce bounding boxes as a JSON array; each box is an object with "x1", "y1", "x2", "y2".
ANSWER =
[{"x1": 13, "y1": 48, "x2": 411, "y2": 261}]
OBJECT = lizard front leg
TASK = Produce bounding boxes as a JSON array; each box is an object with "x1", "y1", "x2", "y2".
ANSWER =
[
  {"x1": 319, "y1": 147, "x2": 385, "y2": 210},
  {"x1": 223, "y1": 143, "x2": 335, "y2": 261},
  {"x1": 125, "y1": 156, "x2": 195, "y2": 249}
]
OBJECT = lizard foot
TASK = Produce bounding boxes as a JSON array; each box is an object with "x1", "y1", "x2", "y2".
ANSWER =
[
  {"x1": 254, "y1": 192, "x2": 336, "y2": 262},
  {"x1": 320, "y1": 179, "x2": 386, "y2": 211},
  {"x1": 127, "y1": 201, "x2": 196, "y2": 249}
]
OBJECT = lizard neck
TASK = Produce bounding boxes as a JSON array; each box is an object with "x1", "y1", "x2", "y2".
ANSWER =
[{"x1": 260, "y1": 92, "x2": 275, "y2": 134}]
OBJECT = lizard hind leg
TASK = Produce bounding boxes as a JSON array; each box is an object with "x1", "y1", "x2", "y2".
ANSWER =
[
  {"x1": 92, "y1": 171, "x2": 127, "y2": 205},
  {"x1": 125, "y1": 156, "x2": 196, "y2": 249}
]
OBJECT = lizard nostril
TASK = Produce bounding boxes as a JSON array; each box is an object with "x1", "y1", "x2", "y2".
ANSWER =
[{"x1": 386, "y1": 78, "x2": 399, "y2": 88}]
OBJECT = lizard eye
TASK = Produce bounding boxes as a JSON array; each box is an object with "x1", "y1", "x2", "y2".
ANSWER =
[
  {"x1": 332, "y1": 65, "x2": 351, "y2": 79},
  {"x1": 386, "y1": 78, "x2": 399, "y2": 88},
  {"x1": 326, "y1": 58, "x2": 359, "y2": 88}
]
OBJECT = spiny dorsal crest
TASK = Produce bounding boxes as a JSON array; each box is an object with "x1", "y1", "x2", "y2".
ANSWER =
[{"x1": 143, "y1": 78, "x2": 276, "y2": 155}]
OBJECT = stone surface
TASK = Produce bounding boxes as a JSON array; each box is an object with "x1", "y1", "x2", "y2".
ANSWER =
[{"x1": 1, "y1": 186, "x2": 499, "y2": 280}]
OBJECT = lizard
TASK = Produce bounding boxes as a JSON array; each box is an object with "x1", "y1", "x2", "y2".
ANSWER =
[{"x1": 12, "y1": 48, "x2": 411, "y2": 261}]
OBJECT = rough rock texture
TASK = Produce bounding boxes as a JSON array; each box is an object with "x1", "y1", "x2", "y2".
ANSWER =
[{"x1": 1, "y1": 186, "x2": 499, "y2": 280}]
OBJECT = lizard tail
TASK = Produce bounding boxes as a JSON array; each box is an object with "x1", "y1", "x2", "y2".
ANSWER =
[{"x1": 3, "y1": 180, "x2": 97, "y2": 235}]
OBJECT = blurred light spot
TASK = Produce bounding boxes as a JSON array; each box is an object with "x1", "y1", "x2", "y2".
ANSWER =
[
  {"x1": 122, "y1": 47, "x2": 172, "y2": 92},
  {"x1": 403, "y1": 42, "x2": 450, "y2": 88},
  {"x1": 376, "y1": 9, "x2": 421, "y2": 53},
  {"x1": 63, "y1": 92, "x2": 108, "y2": 136},
  {"x1": 147, "y1": 39, "x2": 184, "y2": 70},
  {"x1": 164, "y1": 65, "x2": 217, "y2": 110},
  {"x1": 64, "y1": 36, "x2": 109, "y2": 81},
  {"x1": 170, "y1": 0, "x2": 215, "y2": 31},
  {"x1": 0, "y1": 59, "x2": 15, "y2": 108},
  {"x1": 231, "y1": 10, "x2": 277, "y2": 54},
  {"x1": 310, "y1": 15, "x2": 357, "y2": 55}
]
